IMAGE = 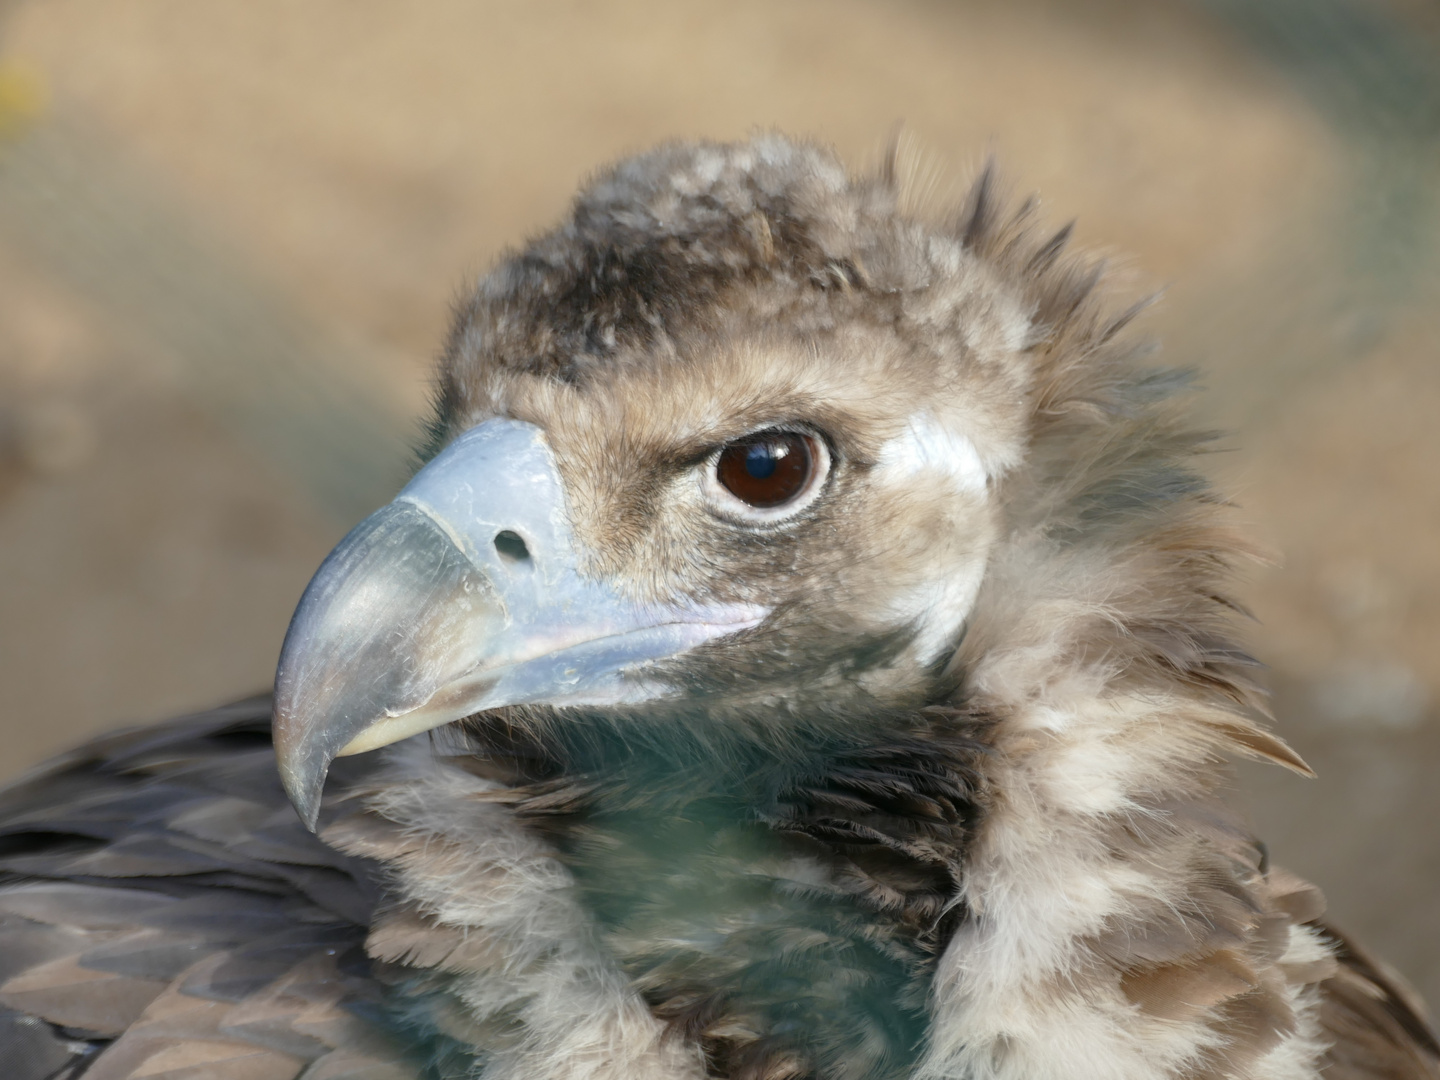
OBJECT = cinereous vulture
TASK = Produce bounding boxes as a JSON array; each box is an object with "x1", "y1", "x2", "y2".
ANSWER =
[{"x1": 1, "y1": 135, "x2": 1435, "y2": 1080}]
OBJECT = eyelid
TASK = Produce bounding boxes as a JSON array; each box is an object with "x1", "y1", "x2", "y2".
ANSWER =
[{"x1": 703, "y1": 421, "x2": 831, "y2": 457}]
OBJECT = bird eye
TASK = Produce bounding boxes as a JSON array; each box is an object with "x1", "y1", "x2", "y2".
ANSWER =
[{"x1": 714, "y1": 431, "x2": 821, "y2": 510}]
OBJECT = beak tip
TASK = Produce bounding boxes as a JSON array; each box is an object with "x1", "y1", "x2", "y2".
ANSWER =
[
  {"x1": 272, "y1": 698, "x2": 329, "y2": 834},
  {"x1": 278, "y1": 760, "x2": 325, "y2": 833}
]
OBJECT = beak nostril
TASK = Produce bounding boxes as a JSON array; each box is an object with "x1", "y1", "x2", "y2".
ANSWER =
[{"x1": 494, "y1": 530, "x2": 531, "y2": 564}]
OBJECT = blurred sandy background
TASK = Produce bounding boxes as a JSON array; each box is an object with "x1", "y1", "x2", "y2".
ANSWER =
[{"x1": 0, "y1": 0, "x2": 1436, "y2": 1004}]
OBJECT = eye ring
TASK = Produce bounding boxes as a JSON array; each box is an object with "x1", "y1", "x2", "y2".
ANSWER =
[{"x1": 702, "y1": 428, "x2": 831, "y2": 523}]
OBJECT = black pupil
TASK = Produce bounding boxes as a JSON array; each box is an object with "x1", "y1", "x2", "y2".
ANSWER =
[
  {"x1": 746, "y1": 443, "x2": 779, "y2": 479},
  {"x1": 716, "y1": 431, "x2": 813, "y2": 509}
]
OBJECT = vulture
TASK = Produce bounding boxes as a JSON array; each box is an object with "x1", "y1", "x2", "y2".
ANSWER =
[{"x1": 0, "y1": 134, "x2": 1435, "y2": 1080}]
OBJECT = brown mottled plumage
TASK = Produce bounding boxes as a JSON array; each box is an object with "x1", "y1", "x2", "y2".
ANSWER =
[{"x1": 1, "y1": 135, "x2": 1435, "y2": 1079}]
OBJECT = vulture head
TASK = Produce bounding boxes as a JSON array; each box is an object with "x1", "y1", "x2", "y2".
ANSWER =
[
  {"x1": 248, "y1": 136, "x2": 1433, "y2": 1080},
  {"x1": 276, "y1": 161, "x2": 1037, "y2": 824},
  {"x1": 275, "y1": 136, "x2": 1215, "y2": 823}
]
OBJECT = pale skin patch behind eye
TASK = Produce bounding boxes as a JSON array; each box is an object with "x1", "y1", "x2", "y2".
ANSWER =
[
  {"x1": 871, "y1": 413, "x2": 994, "y2": 664},
  {"x1": 874, "y1": 414, "x2": 989, "y2": 495}
]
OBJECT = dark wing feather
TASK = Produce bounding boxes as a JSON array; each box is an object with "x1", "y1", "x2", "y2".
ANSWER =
[
  {"x1": 1317, "y1": 923, "x2": 1440, "y2": 1080},
  {"x1": 0, "y1": 697, "x2": 419, "y2": 1080}
]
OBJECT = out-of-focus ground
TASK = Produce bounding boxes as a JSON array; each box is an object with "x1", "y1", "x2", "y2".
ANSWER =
[{"x1": 0, "y1": 0, "x2": 1437, "y2": 1003}]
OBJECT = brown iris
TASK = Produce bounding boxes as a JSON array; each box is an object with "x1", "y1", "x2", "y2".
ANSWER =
[{"x1": 715, "y1": 431, "x2": 816, "y2": 509}]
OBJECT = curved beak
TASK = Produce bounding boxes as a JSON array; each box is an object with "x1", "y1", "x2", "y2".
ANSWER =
[{"x1": 273, "y1": 418, "x2": 764, "y2": 829}]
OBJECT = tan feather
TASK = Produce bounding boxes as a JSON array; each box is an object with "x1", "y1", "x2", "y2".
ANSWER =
[
  {"x1": 1206, "y1": 717, "x2": 1314, "y2": 776},
  {"x1": 365, "y1": 905, "x2": 503, "y2": 973},
  {"x1": 0, "y1": 953, "x2": 166, "y2": 1035},
  {"x1": 1265, "y1": 868, "x2": 1328, "y2": 925},
  {"x1": 301, "y1": 1048, "x2": 417, "y2": 1080},
  {"x1": 114, "y1": 1039, "x2": 305, "y2": 1080},
  {"x1": 1208, "y1": 986, "x2": 1300, "y2": 1076},
  {"x1": 1122, "y1": 950, "x2": 1260, "y2": 1021}
]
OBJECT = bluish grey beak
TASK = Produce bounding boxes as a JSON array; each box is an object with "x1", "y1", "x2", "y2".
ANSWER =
[{"x1": 273, "y1": 418, "x2": 765, "y2": 829}]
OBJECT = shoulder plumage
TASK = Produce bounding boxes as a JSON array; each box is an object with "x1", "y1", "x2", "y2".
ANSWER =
[{"x1": 0, "y1": 699, "x2": 445, "y2": 1080}]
